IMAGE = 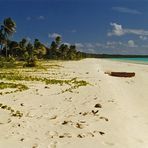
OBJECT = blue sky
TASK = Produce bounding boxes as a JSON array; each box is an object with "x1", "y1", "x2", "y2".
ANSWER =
[{"x1": 1, "y1": 0, "x2": 148, "y2": 54}]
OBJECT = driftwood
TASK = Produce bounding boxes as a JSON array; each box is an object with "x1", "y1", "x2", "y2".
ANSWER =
[{"x1": 105, "y1": 72, "x2": 135, "y2": 78}]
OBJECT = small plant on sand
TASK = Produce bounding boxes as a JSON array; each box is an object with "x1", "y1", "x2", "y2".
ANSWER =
[
  {"x1": 62, "y1": 77, "x2": 89, "y2": 93},
  {"x1": 0, "y1": 82, "x2": 28, "y2": 95}
]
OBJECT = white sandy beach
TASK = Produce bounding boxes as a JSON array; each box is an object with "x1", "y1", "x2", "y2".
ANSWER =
[{"x1": 0, "y1": 58, "x2": 148, "y2": 148}]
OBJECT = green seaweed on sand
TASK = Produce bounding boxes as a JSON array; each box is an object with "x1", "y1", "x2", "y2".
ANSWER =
[
  {"x1": 0, "y1": 82, "x2": 28, "y2": 90},
  {"x1": 0, "y1": 72, "x2": 88, "y2": 86},
  {"x1": 61, "y1": 77, "x2": 89, "y2": 93},
  {"x1": 0, "y1": 82, "x2": 28, "y2": 95},
  {"x1": 0, "y1": 72, "x2": 89, "y2": 94}
]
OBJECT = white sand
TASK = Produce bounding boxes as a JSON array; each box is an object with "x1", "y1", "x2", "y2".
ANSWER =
[{"x1": 0, "y1": 58, "x2": 148, "y2": 148}]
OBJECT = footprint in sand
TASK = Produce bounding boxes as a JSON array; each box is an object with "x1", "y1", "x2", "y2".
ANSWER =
[
  {"x1": 133, "y1": 115, "x2": 138, "y2": 118},
  {"x1": 75, "y1": 122, "x2": 85, "y2": 129},
  {"x1": 93, "y1": 130, "x2": 105, "y2": 136},
  {"x1": 47, "y1": 131, "x2": 58, "y2": 138},
  {"x1": 77, "y1": 132, "x2": 94, "y2": 138},
  {"x1": 61, "y1": 120, "x2": 73, "y2": 125},
  {"x1": 49, "y1": 115, "x2": 57, "y2": 120},
  {"x1": 85, "y1": 132, "x2": 95, "y2": 137},
  {"x1": 48, "y1": 141, "x2": 57, "y2": 148},
  {"x1": 103, "y1": 141, "x2": 115, "y2": 146},
  {"x1": 59, "y1": 133, "x2": 72, "y2": 138},
  {"x1": 32, "y1": 143, "x2": 38, "y2": 148},
  {"x1": 77, "y1": 133, "x2": 86, "y2": 138},
  {"x1": 100, "y1": 116, "x2": 109, "y2": 122}
]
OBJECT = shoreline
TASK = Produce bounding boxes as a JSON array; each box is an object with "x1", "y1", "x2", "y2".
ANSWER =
[{"x1": 108, "y1": 58, "x2": 148, "y2": 66}]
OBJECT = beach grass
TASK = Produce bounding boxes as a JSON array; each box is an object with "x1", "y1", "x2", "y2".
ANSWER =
[{"x1": 0, "y1": 72, "x2": 89, "y2": 93}]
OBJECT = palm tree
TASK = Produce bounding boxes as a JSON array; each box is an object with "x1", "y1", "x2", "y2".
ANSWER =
[
  {"x1": 8, "y1": 41, "x2": 19, "y2": 56},
  {"x1": 34, "y1": 39, "x2": 46, "y2": 58},
  {"x1": 25, "y1": 42, "x2": 37, "y2": 67},
  {"x1": 0, "y1": 26, "x2": 6, "y2": 54},
  {"x1": 50, "y1": 41, "x2": 58, "y2": 59},
  {"x1": 59, "y1": 44, "x2": 69, "y2": 59},
  {"x1": 19, "y1": 38, "x2": 27, "y2": 49},
  {"x1": 68, "y1": 45, "x2": 77, "y2": 60},
  {"x1": 55, "y1": 36, "x2": 61, "y2": 46},
  {"x1": 0, "y1": 17, "x2": 16, "y2": 57}
]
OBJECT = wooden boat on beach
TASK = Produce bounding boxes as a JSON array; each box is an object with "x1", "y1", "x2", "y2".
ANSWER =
[{"x1": 105, "y1": 72, "x2": 135, "y2": 77}]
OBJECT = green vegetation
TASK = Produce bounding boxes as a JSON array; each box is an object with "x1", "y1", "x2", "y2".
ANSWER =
[
  {"x1": 62, "y1": 78, "x2": 88, "y2": 93},
  {"x1": 0, "y1": 17, "x2": 84, "y2": 68},
  {"x1": 0, "y1": 72, "x2": 86, "y2": 85},
  {"x1": 0, "y1": 56, "x2": 16, "y2": 68},
  {"x1": 0, "y1": 82, "x2": 28, "y2": 95},
  {"x1": 0, "y1": 17, "x2": 89, "y2": 94},
  {"x1": 0, "y1": 82, "x2": 28, "y2": 90},
  {"x1": 0, "y1": 102, "x2": 23, "y2": 118},
  {"x1": 1, "y1": 17, "x2": 147, "y2": 67},
  {"x1": 0, "y1": 72, "x2": 88, "y2": 92}
]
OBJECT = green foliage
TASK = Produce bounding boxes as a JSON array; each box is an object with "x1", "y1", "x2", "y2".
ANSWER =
[
  {"x1": 0, "y1": 56, "x2": 16, "y2": 68},
  {"x1": 24, "y1": 56, "x2": 37, "y2": 67},
  {"x1": 3, "y1": 17, "x2": 16, "y2": 35},
  {"x1": 0, "y1": 82, "x2": 28, "y2": 90},
  {"x1": 0, "y1": 72, "x2": 88, "y2": 92},
  {"x1": 62, "y1": 78, "x2": 89, "y2": 93},
  {"x1": 55, "y1": 36, "x2": 61, "y2": 46},
  {"x1": 0, "y1": 81, "x2": 28, "y2": 95},
  {"x1": 0, "y1": 17, "x2": 85, "y2": 61},
  {"x1": 0, "y1": 17, "x2": 16, "y2": 57}
]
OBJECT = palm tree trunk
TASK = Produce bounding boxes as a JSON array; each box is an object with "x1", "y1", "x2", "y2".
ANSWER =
[{"x1": 5, "y1": 44, "x2": 8, "y2": 57}]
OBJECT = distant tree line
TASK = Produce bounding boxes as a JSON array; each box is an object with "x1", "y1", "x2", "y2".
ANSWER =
[{"x1": 0, "y1": 17, "x2": 83, "y2": 66}]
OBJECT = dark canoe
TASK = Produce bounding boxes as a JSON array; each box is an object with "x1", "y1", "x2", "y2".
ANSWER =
[{"x1": 110, "y1": 72, "x2": 135, "y2": 77}]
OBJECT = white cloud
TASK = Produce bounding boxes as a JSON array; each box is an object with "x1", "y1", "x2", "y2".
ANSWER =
[
  {"x1": 128, "y1": 40, "x2": 137, "y2": 48},
  {"x1": 87, "y1": 48, "x2": 96, "y2": 53},
  {"x1": 95, "y1": 43, "x2": 103, "y2": 47},
  {"x1": 64, "y1": 42, "x2": 71, "y2": 46},
  {"x1": 108, "y1": 22, "x2": 148, "y2": 37},
  {"x1": 139, "y1": 35, "x2": 148, "y2": 40},
  {"x1": 108, "y1": 23, "x2": 125, "y2": 36},
  {"x1": 26, "y1": 37, "x2": 31, "y2": 42},
  {"x1": 85, "y1": 43, "x2": 94, "y2": 48},
  {"x1": 75, "y1": 43, "x2": 84, "y2": 48},
  {"x1": 73, "y1": 40, "x2": 142, "y2": 54},
  {"x1": 112, "y1": 7, "x2": 142, "y2": 15},
  {"x1": 37, "y1": 16, "x2": 45, "y2": 20},
  {"x1": 75, "y1": 43, "x2": 84, "y2": 52},
  {"x1": 26, "y1": 16, "x2": 45, "y2": 21},
  {"x1": 48, "y1": 33, "x2": 62, "y2": 39}
]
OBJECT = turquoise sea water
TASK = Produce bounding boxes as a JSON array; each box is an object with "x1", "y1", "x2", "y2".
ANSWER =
[{"x1": 112, "y1": 58, "x2": 148, "y2": 64}]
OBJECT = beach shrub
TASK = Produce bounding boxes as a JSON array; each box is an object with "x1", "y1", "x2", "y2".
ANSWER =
[
  {"x1": 0, "y1": 56, "x2": 16, "y2": 68},
  {"x1": 23, "y1": 54, "x2": 37, "y2": 67}
]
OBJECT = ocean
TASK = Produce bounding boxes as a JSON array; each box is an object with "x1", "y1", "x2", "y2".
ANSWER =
[{"x1": 112, "y1": 58, "x2": 148, "y2": 64}]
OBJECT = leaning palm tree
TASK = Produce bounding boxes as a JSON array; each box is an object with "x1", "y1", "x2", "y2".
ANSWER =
[{"x1": 0, "y1": 17, "x2": 16, "y2": 57}]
